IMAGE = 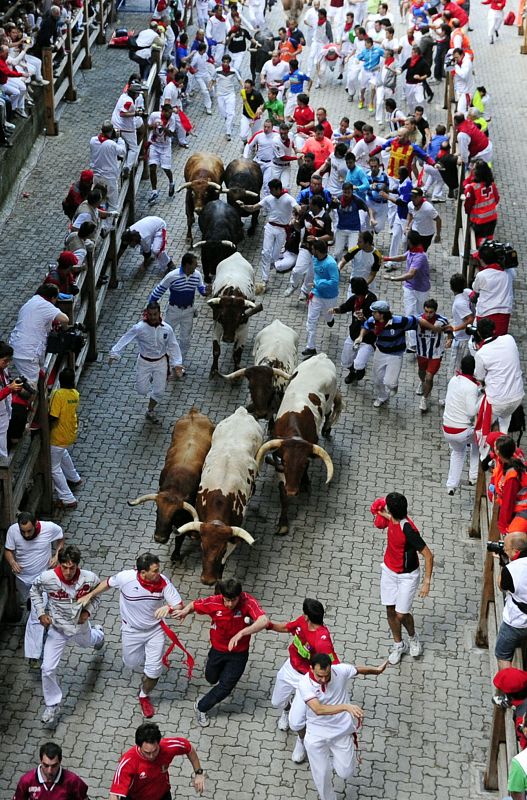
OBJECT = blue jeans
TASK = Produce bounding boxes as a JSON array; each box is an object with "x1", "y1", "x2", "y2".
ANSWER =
[{"x1": 495, "y1": 620, "x2": 527, "y2": 661}]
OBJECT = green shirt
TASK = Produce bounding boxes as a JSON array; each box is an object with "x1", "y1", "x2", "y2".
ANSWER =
[
  {"x1": 265, "y1": 98, "x2": 284, "y2": 125},
  {"x1": 508, "y1": 756, "x2": 527, "y2": 792}
]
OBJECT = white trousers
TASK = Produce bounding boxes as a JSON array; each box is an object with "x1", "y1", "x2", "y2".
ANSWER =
[
  {"x1": 402, "y1": 286, "x2": 427, "y2": 348},
  {"x1": 121, "y1": 128, "x2": 140, "y2": 170},
  {"x1": 290, "y1": 248, "x2": 313, "y2": 292},
  {"x1": 275, "y1": 251, "x2": 297, "y2": 273},
  {"x1": 136, "y1": 355, "x2": 167, "y2": 402},
  {"x1": 404, "y1": 82, "x2": 424, "y2": 111},
  {"x1": 122, "y1": 624, "x2": 165, "y2": 679},
  {"x1": 352, "y1": 0, "x2": 368, "y2": 25},
  {"x1": 327, "y1": 6, "x2": 344, "y2": 40},
  {"x1": 334, "y1": 229, "x2": 359, "y2": 261},
  {"x1": 309, "y1": 42, "x2": 324, "y2": 76},
  {"x1": 217, "y1": 93, "x2": 236, "y2": 135},
  {"x1": 448, "y1": 338, "x2": 470, "y2": 377},
  {"x1": 375, "y1": 85, "x2": 394, "y2": 124},
  {"x1": 42, "y1": 622, "x2": 104, "y2": 707},
  {"x1": 389, "y1": 216, "x2": 406, "y2": 262},
  {"x1": 372, "y1": 350, "x2": 404, "y2": 402},
  {"x1": 26, "y1": 54, "x2": 44, "y2": 81},
  {"x1": 261, "y1": 223, "x2": 287, "y2": 282},
  {"x1": 165, "y1": 305, "x2": 193, "y2": 360},
  {"x1": 0, "y1": 410, "x2": 9, "y2": 459},
  {"x1": 306, "y1": 296, "x2": 336, "y2": 350},
  {"x1": 423, "y1": 164, "x2": 446, "y2": 201},
  {"x1": 346, "y1": 58, "x2": 362, "y2": 96},
  {"x1": 240, "y1": 115, "x2": 263, "y2": 142},
  {"x1": 4, "y1": 78, "x2": 26, "y2": 110},
  {"x1": 444, "y1": 427, "x2": 479, "y2": 490},
  {"x1": 488, "y1": 8, "x2": 504, "y2": 38},
  {"x1": 195, "y1": 76, "x2": 212, "y2": 111},
  {"x1": 285, "y1": 92, "x2": 299, "y2": 118},
  {"x1": 229, "y1": 51, "x2": 245, "y2": 74},
  {"x1": 304, "y1": 731, "x2": 357, "y2": 800},
  {"x1": 269, "y1": 163, "x2": 292, "y2": 189},
  {"x1": 473, "y1": 142, "x2": 493, "y2": 165},
  {"x1": 93, "y1": 174, "x2": 119, "y2": 216},
  {"x1": 50, "y1": 445, "x2": 79, "y2": 503},
  {"x1": 257, "y1": 161, "x2": 273, "y2": 196},
  {"x1": 341, "y1": 339, "x2": 374, "y2": 370},
  {"x1": 11, "y1": 355, "x2": 41, "y2": 386},
  {"x1": 16, "y1": 577, "x2": 45, "y2": 659},
  {"x1": 271, "y1": 658, "x2": 301, "y2": 708},
  {"x1": 491, "y1": 397, "x2": 524, "y2": 432}
]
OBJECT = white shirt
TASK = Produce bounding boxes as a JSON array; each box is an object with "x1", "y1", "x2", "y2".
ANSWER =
[
  {"x1": 161, "y1": 81, "x2": 183, "y2": 110},
  {"x1": 258, "y1": 193, "x2": 299, "y2": 224},
  {"x1": 408, "y1": 200, "x2": 439, "y2": 236},
  {"x1": 206, "y1": 16, "x2": 227, "y2": 43},
  {"x1": 260, "y1": 59, "x2": 289, "y2": 86},
  {"x1": 189, "y1": 50, "x2": 211, "y2": 79},
  {"x1": 90, "y1": 135, "x2": 126, "y2": 181},
  {"x1": 5, "y1": 522, "x2": 63, "y2": 586},
  {"x1": 244, "y1": 130, "x2": 276, "y2": 162},
  {"x1": 453, "y1": 54, "x2": 475, "y2": 96},
  {"x1": 473, "y1": 267, "x2": 515, "y2": 316},
  {"x1": 352, "y1": 135, "x2": 387, "y2": 169},
  {"x1": 214, "y1": 67, "x2": 242, "y2": 96},
  {"x1": 110, "y1": 320, "x2": 183, "y2": 367},
  {"x1": 9, "y1": 295, "x2": 62, "y2": 360},
  {"x1": 297, "y1": 663, "x2": 359, "y2": 737},
  {"x1": 108, "y1": 569, "x2": 182, "y2": 631},
  {"x1": 326, "y1": 155, "x2": 348, "y2": 195},
  {"x1": 474, "y1": 335, "x2": 524, "y2": 405},
  {"x1": 452, "y1": 289, "x2": 474, "y2": 341},
  {"x1": 148, "y1": 111, "x2": 176, "y2": 146},
  {"x1": 443, "y1": 374, "x2": 480, "y2": 430},
  {"x1": 135, "y1": 27, "x2": 161, "y2": 59},
  {"x1": 111, "y1": 92, "x2": 138, "y2": 133},
  {"x1": 130, "y1": 216, "x2": 167, "y2": 252},
  {"x1": 503, "y1": 557, "x2": 527, "y2": 628}
]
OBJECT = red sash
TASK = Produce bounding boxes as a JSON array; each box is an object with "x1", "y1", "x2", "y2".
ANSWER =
[{"x1": 159, "y1": 620, "x2": 195, "y2": 677}]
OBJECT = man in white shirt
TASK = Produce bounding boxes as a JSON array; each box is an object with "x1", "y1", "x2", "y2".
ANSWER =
[
  {"x1": 121, "y1": 215, "x2": 174, "y2": 272},
  {"x1": 406, "y1": 188, "x2": 441, "y2": 250},
  {"x1": 160, "y1": 75, "x2": 189, "y2": 147},
  {"x1": 206, "y1": 5, "x2": 228, "y2": 63},
  {"x1": 4, "y1": 511, "x2": 63, "y2": 662},
  {"x1": 9, "y1": 285, "x2": 70, "y2": 386},
  {"x1": 451, "y1": 48, "x2": 475, "y2": 114},
  {"x1": 212, "y1": 54, "x2": 243, "y2": 141},
  {"x1": 243, "y1": 119, "x2": 277, "y2": 195},
  {"x1": 289, "y1": 653, "x2": 387, "y2": 800},
  {"x1": 77, "y1": 552, "x2": 184, "y2": 718},
  {"x1": 146, "y1": 103, "x2": 178, "y2": 205},
  {"x1": 131, "y1": 22, "x2": 164, "y2": 79},
  {"x1": 448, "y1": 272, "x2": 474, "y2": 376},
  {"x1": 188, "y1": 43, "x2": 213, "y2": 114},
  {"x1": 351, "y1": 124, "x2": 387, "y2": 169},
  {"x1": 260, "y1": 52, "x2": 289, "y2": 97},
  {"x1": 474, "y1": 318, "x2": 525, "y2": 432},
  {"x1": 89, "y1": 120, "x2": 126, "y2": 224},
  {"x1": 111, "y1": 83, "x2": 145, "y2": 176},
  {"x1": 442, "y1": 354, "x2": 480, "y2": 495},
  {"x1": 238, "y1": 178, "x2": 300, "y2": 289},
  {"x1": 472, "y1": 241, "x2": 515, "y2": 336}
]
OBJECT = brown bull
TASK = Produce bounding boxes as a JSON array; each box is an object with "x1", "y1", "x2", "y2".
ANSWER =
[
  {"x1": 127, "y1": 408, "x2": 215, "y2": 557},
  {"x1": 177, "y1": 152, "x2": 224, "y2": 244}
]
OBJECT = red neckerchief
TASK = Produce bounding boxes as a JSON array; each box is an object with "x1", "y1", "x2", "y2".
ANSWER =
[
  {"x1": 98, "y1": 134, "x2": 110, "y2": 143},
  {"x1": 136, "y1": 571, "x2": 168, "y2": 592},
  {"x1": 215, "y1": 13, "x2": 226, "y2": 21},
  {"x1": 409, "y1": 54, "x2": 420, "y2": 67},
  {"x1": 408, "y1": 33, "x2": 414, "y2": 43},
  {"x1": 221, "y1": 65, "x2": 231, "y2": 74},
  {"x1": 317, "y1": 16, "x2": 326, "y2": 25},
  {"x1": 385, "y1": 56, "x2": 394, "y2": 66},
  {"x1": 142, "y1": 311, "x2": 163, "y2": 326},
  {"x1": 229, "y1": 25, "x2": 240, "y2": 33},
  {"x1": 160, "y1": 111, "x2": 171, "y2": 125},
  {"x1": 354, "y1": 296, "x2": 365, "y2": 311},
  {"x1": 456, "y1": 371, "x2": 479, "y2": 385},
  {"x1": 353, "y1": 132, "x2": 363, "y2": 142},
  {"x1": 481, "y1": 263, "x2": 504, "y2": 272},
  {"x1": 309, "y1": 667, "x2": 327, "y2": 691},
  {"x1": 54, "y1": 565, "x2": 80, "y2": 585},
  {"x1": 280, "y1": 188, "x2": 289, "y2": 196},
  {"x1": 421, "y1": 312, "x2": 436, "y2": 324},
  {"x1": 340, "y1": 194, "x2": 355, "y2": 208},
  {"x1": 344, "y1": 21, "x2": 353, "y2": 31},
  {"x1": 409, "y1": 243, "x2": 425, "y2": 253},
  {"x1": 477, "y1": 336, "x2": 498, "y2": 350},
  {"x1": 373, "y1": 320, "x2": 387, "y2": 336}
]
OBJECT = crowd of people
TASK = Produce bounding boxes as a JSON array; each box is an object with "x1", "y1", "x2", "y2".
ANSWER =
[{"x1": 1, "y1": 0, "x2": 526, "y2": 796}]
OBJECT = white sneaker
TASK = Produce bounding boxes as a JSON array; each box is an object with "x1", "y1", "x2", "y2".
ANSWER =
[
  {"x1": 277, "y1": 709, "x2": 289, "y2": 731},
  {"x1": 409, "y1": 634, "x2": 423, "y2": 657},
  {"x1": 148, "y1": 190, "x2": 159, "y2": 206},
  {"x1": 284, "y1": 285, "x2": 295, "y2": 297},
  {"x1": 373, "y1": 398, "x2": 387, "y2": 408},
  {"x1": 419, "y1": 396, "x2": 428, "y2": 413},
  {"x1": 93, "y1": 625, "x2": 105, "y2": 651},
  {"x1": 41, "y1": 705, "x2": 59, "y2": 725},
  {"x1": 194, "y1": 700, "x2": 210, "y2": 727},
  {"x1": 415, "y1": 384, "x2": 423, "y2": 395},
  {"x1": 291, "y1": 736, "x2": 307, "y2": 763},
  {"x1": 388, "y1": 641, "x2": 408, "y2": 665},
  {"x1": 438, "y1": 398, "x2": 446, "y2": 407}
]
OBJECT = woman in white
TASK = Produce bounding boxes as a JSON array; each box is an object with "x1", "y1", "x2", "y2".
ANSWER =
[{"x1": 442, "y1": 354, "x2": 481, "y2": 495}]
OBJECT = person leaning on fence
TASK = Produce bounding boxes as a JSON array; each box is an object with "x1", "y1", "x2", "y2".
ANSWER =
[
  {"x1": 111, "y1": 82, "x2": 145, "y2": 179},
  {"x1": 491, "y1": 436, "x2": 527, "y2": 537},
  {"x1": 0, "y1": 340, "x2": 24, "y2": 461},
  {"x1": 495, "y1": 533, "x2": 527, "y2": 671},
  {"x1": 89, "y1": 120, "x2": 126, "y2": 226},
  {"x1": 49, "y1": 367, "x2": 82, "y2": 511}
]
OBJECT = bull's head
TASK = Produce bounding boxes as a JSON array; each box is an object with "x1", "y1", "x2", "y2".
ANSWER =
[
  {"x1": 207, "y1": 296, "x2": 259, "y2": 343},
  {"x1": 255, "y1": 437, "x2": 334, "y2": 496},
  {"x1": 176, "y1": 179, "x2": 222, "y2": 212},
  {"x1": 127, "y1": 492, "x2": 199, "y2": 544},
  {"x1": 175, "y1": 519, "x2": 254, "y2": 584},
  {"x1": 220, "y1": 365, "x2": 291, "y2": 419}
]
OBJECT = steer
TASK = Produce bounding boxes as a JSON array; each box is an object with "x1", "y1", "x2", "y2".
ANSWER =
[
  {"x1": 176, "y1": 407, "x2": 263, "y2": 584},
  {"x1": 127, "y1": 408, "x2": 215, "y2": 559},
  {"x1": 192, "y1": 199, "x2": 244, "y2": 283},
  {"x1": 176, "y1": 152, "x2": 224, "y2": 244},
  {"x1": 255, "y1": 353, "x2": 342, "y2": 535},
  {"x1": 220, "y1": 319, "x2": 298, "y2": 421},
  {"x1": 221, "y1": 158, "x2": 263, "y2": 237},
  {"x1": 207, "y1": 252, "x2": 263, "y2": 378}
]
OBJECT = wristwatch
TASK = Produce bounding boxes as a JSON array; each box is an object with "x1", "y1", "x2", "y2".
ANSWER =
[{"x1": 194, "y1": 769, "x2": 204, "y2": 775}]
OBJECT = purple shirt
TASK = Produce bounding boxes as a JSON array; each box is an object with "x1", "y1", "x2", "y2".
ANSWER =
[{"x1": 403, "y1": 248, "x2": 430, "y2": 292}]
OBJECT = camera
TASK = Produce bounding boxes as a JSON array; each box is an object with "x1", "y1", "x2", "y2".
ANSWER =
[
  {"x1": 478, "y1": 240, "x2": 519, "y2": 269},
  {"x1": 14, "y1": 376, "x2": 37, "y2": 395},
  {"x1": 487, "y1": 540, "x2": 505, "y2": 555}
]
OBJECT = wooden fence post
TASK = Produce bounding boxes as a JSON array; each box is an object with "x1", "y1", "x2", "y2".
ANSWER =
[
  {"x1": 484, "y1": 706, "x2": 506, "y2": 790},
  {"x1": 42, "y1": 48, "x2": 58, "y2": 135},
  {"x1": 81, "y1": 0, "x2": 92, "y2": 69},
  {"x1": 65, "y1": 22, "x2": 77, "y2": 102},
  {"x1": 468, "y1": 464, "x2": 486, "y2": 538},
  {"x1": 85, "y1": 248, "x2": 98, "y2": 361},
  {"x1": 108, "y1": 229, "x2": 119, "y2": 289}
]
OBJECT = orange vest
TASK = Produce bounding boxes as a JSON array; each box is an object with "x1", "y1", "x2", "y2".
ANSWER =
[
  {"x1": 467, "y1": 182, "x2": 498, "y2": 225},
  {"x1": 499, "y1": 468, "x2": 527, "y2": 515}
]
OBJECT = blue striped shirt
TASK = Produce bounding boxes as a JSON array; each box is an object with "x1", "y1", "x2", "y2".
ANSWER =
[
  {"x1": 363, "y1": 315, "x2": 418, "y2": 354},
  {"x1": 149, "y1": 266, "x2": 206, "y2": 307}
]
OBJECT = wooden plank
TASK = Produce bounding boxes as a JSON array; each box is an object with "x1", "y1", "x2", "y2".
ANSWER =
[{"x1": 469, "y1": 464, "x2": 486, "y2": 538}]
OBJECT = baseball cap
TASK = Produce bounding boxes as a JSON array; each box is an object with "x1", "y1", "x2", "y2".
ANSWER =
[{"x1": 370, "y1": 300, "x2": 390, "y2": 313}]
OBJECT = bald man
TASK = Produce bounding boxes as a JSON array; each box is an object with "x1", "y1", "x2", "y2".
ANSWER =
[{"x1": 496, "y1": 533, "x2": 527, "y2": 670}]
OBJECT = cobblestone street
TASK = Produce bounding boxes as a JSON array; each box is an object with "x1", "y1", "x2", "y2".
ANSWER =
[{"x1": 0, "y1": 1, "x2": 526, "y2": 798}]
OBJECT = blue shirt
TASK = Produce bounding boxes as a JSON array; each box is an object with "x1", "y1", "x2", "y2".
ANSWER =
[
  {"x1": 427, "y1": 134, "x2": 444, "y2": 161},
  {"x1": 296, "y1": 187, "x2": 332, "y2": 206},
  {"x1": 313, "y1": 255, "x2": 339, "y2": 299},
  {"x1": 363, "y1": 314, "x2": 418, "y2": 354},
  {"x1": 357, "y1": 45, "x2": 384, "y2": 71},
  {"x1": 366, "y1": 169, "x2": 389, "y2": 204},
  {"x1": 333, "y1": 196, "x2": 368, "y2": 231},
  {"x1": 396, "y1": 177, "x2": 413, "y2": 220},
  {"x1": 286, "y1": 68, "x2": 311, "y2": 94},
  {"x1": 175, "y1": 45, "x2": 189, "y2": 68},
  {"x1": 149, "y1": 266, "x2": 206, "y2": 307},
  {"x1": 344, "y1": 165, "x2": 369, "y2": 201}
]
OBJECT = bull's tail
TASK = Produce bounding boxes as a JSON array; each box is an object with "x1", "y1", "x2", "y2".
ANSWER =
[{"x1": 328, "y1": 391, "x2": 343, "y2": 430}]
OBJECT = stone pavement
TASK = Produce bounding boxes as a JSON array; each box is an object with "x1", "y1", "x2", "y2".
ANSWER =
[{"x1": 0, "y1": 3, "x2": 526, "y2": 799}]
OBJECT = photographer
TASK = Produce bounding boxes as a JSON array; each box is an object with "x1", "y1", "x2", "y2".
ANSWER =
[
  {"x1": 495, "y1": 532, "x2": 527, "y2": 670},
  {"x1": 0, "y1": 341, "x2": 24, "y2": 461},
  {"x1": 89, "y1": 121, "x2": 126, "y2": 226},
  {"x1": 472, "y1": 239, "x2": 516, "y2": 336},
  {"x1": 474, "y1": 318, "x2": 524, "y2": 433}
]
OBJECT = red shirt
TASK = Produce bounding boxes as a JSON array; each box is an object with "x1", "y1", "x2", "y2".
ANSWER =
[
  {"x1": 285, "y1": 615, "x2": 339, "y2": 673},
  {"x1": 110, "y1": 739, "x2": 192, "y2": 800},
  {"x1": 380, "y1": 517, "x2": 427, "y2": 574},
  {"x1": 319, "y1": 119, "x2": 333, "y2": 139},
  {"x1": 293, "y1": 105, "x2": 315, "y2": 136},
  {"x1": 0, "y1": 57, "x2": 22, "y2": 84},
  {"x1": 13, "y1": 769, "x2": 88, "y2": 800},
  {"x1": 193, "y1": 592, "x2": 266, "y2": 652}
]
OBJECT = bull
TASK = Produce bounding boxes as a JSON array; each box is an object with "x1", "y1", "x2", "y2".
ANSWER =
[
  {"x1": 176, "y1": 152, "x2": 224, "y2": 244},
  {"x1": 249, "y1": 27, "x2": 275, "y2": 84},
  {"x1": 175, "y1": 407, "x2": 263, "y2": 584},
  {"x1": 220, "y1": 319, "x2": 298, "y2": 421},
  {"x1": 281, "y1": 0, "x2": 303, "y2": 23},
  {"x1": 192, "y1": 199, "x2": 244, "y2": 283},
  {"x1": 255, "y1": 353, "x2": 342, "y2": 535},
  {"x1": 207, "y1": 252, "x2": 263, "y2": 378},
  {"x1": 221, "y1": 158, "x2": 263, "y2": 237},
  {"x1": 127, "y1": 408, "x2": 215, "y2": 560}
]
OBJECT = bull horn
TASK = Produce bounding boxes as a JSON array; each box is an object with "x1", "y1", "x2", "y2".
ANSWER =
[
  {"x1": 192, "y1": 240, "x2": 206, "y2": 248},
  {"x1": 182, "y1": 502, "x2": 199, "y2": 521},
  {"x1": 220, "y1": 240, "x2": 236, "y2": 248},
  {"x1": 176, "y1": 521, "x2": 202, "y2": 535},
  {"x1": 231, "y1": 527, "x2": 255, "y2": 545},
  {"x1": 243, "y1": 300, "x2": 257, "y2": 309},
  {"x1": 176, "y1": 181, "x2": 192, "y2": 192},
  {"x1": 272, "y1": 368, "x2": 291, "y2": 380},
  {"x1": 244, "y1": 190, "x2": 259, "y2": 198},
  {"x1": 207, "y1": 181, "x2": 222, "y2": 191},
  {"x1": 311, "y1": 444, "x2": 334, "y2": 484},
  {"x1": 255, "y1": 438, "x2": 283, "y2": 469},
  {"x1": 220, "y1": 368, "x2": 247, "y2": 380},
  {"x1": 127, "y1": 493, "x2": 158, "y2": 506},
  {"x1": 207, "y1": 297, "x2": 221, "y2": 306}
]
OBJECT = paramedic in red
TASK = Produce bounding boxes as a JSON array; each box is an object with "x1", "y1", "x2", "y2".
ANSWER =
[
  {"x1": 13, "y1": 742, "x2": 88, "y2": 800},
  {"x1": 109, "y1": 723, "x2": 205, "y2": 800},
  {"x1": 174, "y1": 578, "x2": 269, "y2": 727},
  {"x1": 370, "y1": 492, "x2": 434, "y2": 666}
]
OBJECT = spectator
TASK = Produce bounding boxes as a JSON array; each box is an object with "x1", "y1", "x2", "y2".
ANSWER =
[
  {"x1": 33, "y1": 5, "x2": 62, "y2": 55},
  {"x1": 89, "y1": 120, "x2": 126, "y2": 223},
  {"x1": 464, "y1": 160, "x2": 500, "y2": 247},
  {"x1": 492, "y1": 436, "x2": 527, "y2": 536},
  {"x1": 44, "y1": 252, "x2": 80, "y2": 296},
  {"x1": 495, "y1": 532, "x2": 527, "y2": 671},
  {"x1": 472, "y1": 239, "x2": 514, "y2": 336},
  {"x1": 130, "y1": 22, "x2": 164, "y2": 79},
  {"x1": 61, "y1": 169, "x2": 93, "y2": 221},
  {"x1": 64, "y1": 221, "x2": 97, "y2": 267},
  {"x1": 0, "y1": 43, "x2": 29, "y2": 117},
  {"x1": 111, "y1": 83, "x2": 144, "y2": 178},
  {"x1": 474, "y1": 318, "x2": 524, "y2": 432},
  {"x1": 0, "y1": 341, "x2": 24, "y2": 460},
  {"x1": 442, "y1": 354, "x2": 480, "y2": 495},
  {"x1": 49, "y1": 367, "x2": 82, "y2": 510},
  {"x1": 448, "y1": 272, "x2": 475, "y2": 376}
]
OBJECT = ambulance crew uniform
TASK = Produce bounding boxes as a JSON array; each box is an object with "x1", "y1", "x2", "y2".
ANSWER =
[
  {"x1": 5, "y1": 520, "x2": 63, "y2": 659},
  {"x1": 13, "y1": 765, "x2": 88, "y2": 800},
  {"x1": 110, "y1": 738, "x2": 192, "y2": 800},
  {"x1": 107, "y1": 569, "x2": 182, "y2": 679},
  {"x1": 290, "y1": 663, "x2": 360, "y2": 800},
  {"x1": 194, "y1": 591, "x2": 267, "y2": 713},
  {"x1": 30, "y1": 566, "x2": 104, "y2": 713},
  {"x1": 257, "y1": 192, "x2": 300, "y2": 285}
]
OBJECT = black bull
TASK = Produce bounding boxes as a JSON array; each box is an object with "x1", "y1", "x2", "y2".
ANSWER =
[
  {"x1": 194, "y1": 200, "x2": 244, "y2": 282},
  {"x1": 223, "y1": 158, "x2": 263, "y2": 237},
  {"x1": 250, "y1": 28, "x2": 275, "y2": 83}
]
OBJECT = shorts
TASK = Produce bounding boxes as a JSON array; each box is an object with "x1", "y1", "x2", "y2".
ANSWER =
[
  {"x1": 380, "y1": 563, "x2": 420, "y2": 614},
  {"x1": 417, "y1": 356, "x2": 442, "y2": 376},
  {"x1": 148, "y1": 143, "x2": 172, "y2": 170},
  {"x1": 495, "y1": 620, "x2": 527, "y2": 662}
]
